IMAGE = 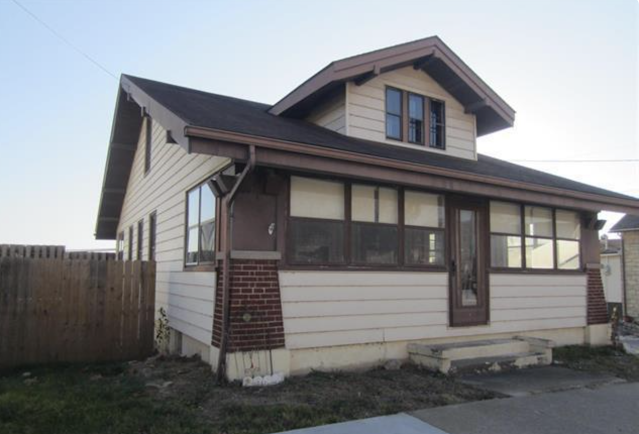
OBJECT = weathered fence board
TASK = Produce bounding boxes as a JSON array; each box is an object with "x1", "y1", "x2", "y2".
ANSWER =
[{"x1": 0, "y1": 257, "x2": 155, "y2": 369}]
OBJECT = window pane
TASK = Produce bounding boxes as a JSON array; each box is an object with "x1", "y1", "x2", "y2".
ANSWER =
[
  {"x1": 459, "y1": 210, "x2": 478, "y2": 306},
  {"x1": 200, "y1": 183, "x2": 215, "y2": 223},
  {"x1": 352, "y1": 224, "x2": 398, "y2": 264},
  {"x1": 430, "y1": 99, "x2": 444, "y2": 125},
  {"x1": 386, "y1": 88, "x2": 402, "y2": 115},
  {"x1": 290, "y1": 176, "x2": 344, "y2": 220},
  {"x1": 556, "y1": 210, "x2": 580, "y2": 240},
  {"x1": 405, "y1": 191, "x2": 444, "y2": 228},
  {"x1": 525, "y1": 237, "x2": 554, "y2": 269},
  {"x1": 430, "y1": 124, "x2": 445, "y2": 149},
  {"x1": 525, "y1": 206, "x2": 553, "y2": 237},
  {"x1": 490, "y1": 202, "x2": 521, "y2": 235},
  {"x1": 187, "y1": 188, "x2": 200, "y2": 227},
  {"x1": 200, "y1": 220, "x2": 215, "y2": 263},
  {"x1": 186, "y1": 227, "x2": 199, "y2": 264},
  {"x1": 289, "y1": 220, "x2": 344, "y2": 264},
  {"x1": 386, "y1": 114, "x2": 401, "y2": 139},
  {"x1": 557, "y1": 240, "x2": 580, "y2": 270},
  {"x1": 491, "y1": 235, "x2": 522, "y2": 268},
  {"x1": 408, "y1": 94, "x2": 423, "y2": 143},
  {"x1": 405, "y1": 228, "x2": 444, "y2": 266},
  {"x1": 352, "y1": 185, "x2": 398, "y2": 224}
]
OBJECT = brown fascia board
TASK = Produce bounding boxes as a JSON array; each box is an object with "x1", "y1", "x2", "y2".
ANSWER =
[
  {"x1": 95, "y1": 76, "x2": 193, "y2": 240},
  {"x1": 185, "y1": 125, "x2": 639, "y2": 215},
  {"x1": 268, "y1": 36, "x2": 515, "y2": 135}
]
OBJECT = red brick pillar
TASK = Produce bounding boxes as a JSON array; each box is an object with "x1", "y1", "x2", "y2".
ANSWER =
[
  {"x1": 212, "y1": 259, "x2": 285, "y2": 351},
  {"x1": 586, "y1": 264, "x2": 608, "y2": 325}
]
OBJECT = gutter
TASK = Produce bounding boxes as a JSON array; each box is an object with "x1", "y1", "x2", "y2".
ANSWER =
[{"x1": 216, "y1": 145, "x2": 256, "y2": 383}]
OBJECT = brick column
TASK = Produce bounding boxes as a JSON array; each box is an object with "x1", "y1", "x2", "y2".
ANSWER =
[
  {"x1": 212, "y1": 259, "x2": 285, "y2": 351},
  {"x1": 622, "y1": 231, "x2": 639, "y2": 319},
  {"x1": 586, "y1": 264, "x2": 609, "y2": 325}
]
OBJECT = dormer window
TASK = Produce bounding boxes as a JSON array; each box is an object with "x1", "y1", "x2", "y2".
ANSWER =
[
  {"x1": 385, "y1": 87, "x2": 446, "y2": 150},
  {"x1": 385, "y1": 87, "x2": 403, "y2": 140},
  {"x1": 408, "y1": 93, "x2": 425, "y2": 144}
]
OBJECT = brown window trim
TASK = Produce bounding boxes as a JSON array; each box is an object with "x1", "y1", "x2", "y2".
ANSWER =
[
  {"x1": 183, "y1": 175, "x2": 217, "y2": 271},
  {"x1": 385, "y1": 86, "x2": 403, "y2": 141},
  {"x1": 488, "y1": 202, "x2": 583, "y2": 273},
  {"x1": 385, "y1": 87, "x2": 445, "y2": 150},
  {"x1": 286, "y1": 175, "x2": 447, "y2": 270}
]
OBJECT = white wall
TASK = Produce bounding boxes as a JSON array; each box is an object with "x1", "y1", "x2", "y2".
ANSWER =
[
  {"x1": 117, "y1": 117, "x2": 229, "y2": 347},
  {"x1": 305, "y1": 91, "x2": 346, "y2": 134},
  {"x1": 602, "y1": 254, "x2": 623, "y2": 304},
  {"x1": 345, "y1": 67, "x2": 477, "y2": 160},
  {"x1": 279, "y1": 271, "x2": 587, "y2": 350}
]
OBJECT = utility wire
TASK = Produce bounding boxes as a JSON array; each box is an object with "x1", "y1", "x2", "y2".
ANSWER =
[
  {"x1": 511, "y1": 159, "x2": 639, "y2": 163},
  {"x1": 11, "y1": 0, "x2": 117, "y2": 80}
]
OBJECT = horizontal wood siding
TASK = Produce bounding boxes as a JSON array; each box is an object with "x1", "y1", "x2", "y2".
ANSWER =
[
  {"x1": 117, "y1": 118, "x2": 229, "y2": 347},
  {"x1": 279, "y1": 271, "x2": 586, "y2": 349},
  {"x1": 346, "y1": 67, "x2": 477, "y2": 160},
  {"x1": 305, "y1": 91, "x2": 346, "y2": 134}
]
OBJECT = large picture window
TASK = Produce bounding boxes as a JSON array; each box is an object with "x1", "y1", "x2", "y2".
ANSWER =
[
  {"x1": 289, "y1": 176, "x2": 345, "y2": 264},
  {"x1": 490, "y1": 201, "x2": 581, "y2": 271},
  {"x1": 185, "y1": 180, "x2": 216, "y2": 266},
  {"x1": 404, "y1": 191, "x2": 445, "y2": 266}
]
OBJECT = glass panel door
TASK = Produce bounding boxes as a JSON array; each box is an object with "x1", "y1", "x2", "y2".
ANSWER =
[{"x1": 449, "y1": 198, "x2": 488, "y2": 326}]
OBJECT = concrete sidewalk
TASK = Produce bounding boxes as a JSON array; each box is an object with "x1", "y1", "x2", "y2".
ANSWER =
[
  {"x1": 412, "y1": 382, "x2": 639, "y2": 434},
  {"x1": 276, "y1": 382, "x2": 639, "y2": 434}
]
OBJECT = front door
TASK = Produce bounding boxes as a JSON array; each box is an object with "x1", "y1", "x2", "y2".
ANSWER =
[{"x1": 448, "y1": 197, "x2": 489, "y2": 327}]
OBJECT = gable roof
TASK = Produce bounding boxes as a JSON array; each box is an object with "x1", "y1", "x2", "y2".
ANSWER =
[
  {"x1": 268, "y1": 36, "x2": 516, "y2": 136},
  {"x1": 95, "y1": 74, "x2": 638, "y2": 240},
  {"x1": 611, "y1": 214, "x2": 639, "y2": 232}
]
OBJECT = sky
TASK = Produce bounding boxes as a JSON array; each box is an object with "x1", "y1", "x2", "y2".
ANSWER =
[{"x1": 0, "y1": 0, "x2": 637, "y2": 250}]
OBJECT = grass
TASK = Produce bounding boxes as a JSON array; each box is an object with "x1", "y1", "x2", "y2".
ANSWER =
[
  {"x1": 553, "y1": 345, "x2": 639, "y2": 381},
  {"x1": 0, "y1": 357, "x2": 497, "y2": 434}
]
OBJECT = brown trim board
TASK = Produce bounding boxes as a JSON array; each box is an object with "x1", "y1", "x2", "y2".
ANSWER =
[{"x1": 185, "y1": 127, "x2": 639, "y2": 214}]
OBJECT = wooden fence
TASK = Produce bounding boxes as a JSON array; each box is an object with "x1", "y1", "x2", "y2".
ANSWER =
[
  {"x1": 0, "y1": 244, "x2": 115, "y2": 261},
  {"x1": 0, "y1": 257, "x2": 156, "y2": 369}
]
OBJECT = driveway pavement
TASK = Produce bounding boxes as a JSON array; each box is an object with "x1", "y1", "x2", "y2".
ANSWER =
[{"x1": 276, "y1": 382, "x2": 639, "y2": 434}]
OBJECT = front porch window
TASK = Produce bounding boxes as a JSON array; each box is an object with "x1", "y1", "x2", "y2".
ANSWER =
[
  {"x1": 489, "y1": 201, "x2": 581, "y2": 271},
  {"x1": 404, "y1": 191, "x2": 445, "y2": 266}
]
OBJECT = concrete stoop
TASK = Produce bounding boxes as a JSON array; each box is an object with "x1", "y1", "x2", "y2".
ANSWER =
[{"x1": 408, "y1": 336, "x2": 554, "y2": 374}]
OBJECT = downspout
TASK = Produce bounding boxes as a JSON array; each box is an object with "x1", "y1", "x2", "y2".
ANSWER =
[{"x1": 216, "y1": 145, "x2": 256, "y2": 383}]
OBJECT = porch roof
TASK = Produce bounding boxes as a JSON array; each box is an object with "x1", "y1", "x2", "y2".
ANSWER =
[{"x1": 611, "y1": 214, "x2": 639, "y2": 232}]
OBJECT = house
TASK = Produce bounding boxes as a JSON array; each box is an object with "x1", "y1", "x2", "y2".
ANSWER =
[
  {"x1": 600, "y1": 236, "x2": 623, "y2": 316},
  {"x1": 95, "y1": 36, "x2": 639, "y2": 379},
  {"x1": 611, "y1": 215, "x2": 639, "y2": 320}
]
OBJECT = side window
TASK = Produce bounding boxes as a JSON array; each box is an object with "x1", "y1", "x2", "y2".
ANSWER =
[
  {"x1": 144, "y1": 116, "x2": 152, "y2": 174},
  {"x1": 117, "y1": 231, "x2": 125, "y2": 260},
  {"x1": 128, "y1": 226, "x2": 134, "y2": 261},
  {"x1": 149, "y1": 212, "x2": 157, "y2": 261},
  {"x1": 289, "y1": 176, "x2": 345, "y2": 264},
  {"x1": 185, "y1": 181, "x2": 216, "y2": 266},
  {"x1": 137, "y1": 219, "x2": 144, "y2": 260}
]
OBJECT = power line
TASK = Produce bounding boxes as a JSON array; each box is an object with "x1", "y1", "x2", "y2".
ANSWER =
[
  {"x1": 11, "y1": 0, "x2": 117, "y2": 80},
  {"x1": 512, "y1": 159, "x2": 639, "y2": 163}
]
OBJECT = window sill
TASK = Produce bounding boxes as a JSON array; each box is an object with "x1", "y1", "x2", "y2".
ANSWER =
[
  {"x1": 488, "y1": 268, "x2": 586, "y2": 275},
  {"x1": 183, "y1": 263, "x2": 217, "y2": 272},
  {"x1": 281, "y1": 264, "x2": 448, "y2": 272}
]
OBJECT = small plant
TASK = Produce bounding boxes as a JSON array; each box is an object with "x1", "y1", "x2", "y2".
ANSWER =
[{"x1": 155, "y1": 307, "x2": 170, "y2": 350}]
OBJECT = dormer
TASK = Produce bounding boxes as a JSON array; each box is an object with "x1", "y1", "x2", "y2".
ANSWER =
[{"x1": 270, "y1": 36, "x2": 515, "y2": 161}]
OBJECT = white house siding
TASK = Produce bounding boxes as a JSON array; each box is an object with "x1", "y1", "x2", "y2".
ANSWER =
[
  {"x1": 117, "y1": 117, "x2": 230, "y2": 348},
  {"x1": 345, "y1": 67, "x2": 477, "y2": 160},
  {"x1": 601, "y1": 254, "x2": 623, "y2": 304},
  {"x1": 305, "y1": 91, "x2": 346, "y2": 133},
  {"x1": 279, "y1": 271, "x2": 587, "y2": 350}
]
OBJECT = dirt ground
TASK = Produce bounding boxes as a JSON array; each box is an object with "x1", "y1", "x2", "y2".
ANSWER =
[{"x1": 128, "y1": 355, "x2": 499, "y2": 433}]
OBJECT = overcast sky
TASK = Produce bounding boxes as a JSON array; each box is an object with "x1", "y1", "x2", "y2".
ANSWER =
[{"x1": 0, "y1": 0, "x2": 637, "y2": 250}]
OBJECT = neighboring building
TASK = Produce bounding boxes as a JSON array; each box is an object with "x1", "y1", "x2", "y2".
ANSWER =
[
  {"x1": 600, "y1": 237, "x2": 623, "y2": 316},
  {"x1": 611, "y1": 215, "x2": 639, "y2": 319},
  {"x1": 95, "y1": 37, "x2": 639, "y2": 379}
]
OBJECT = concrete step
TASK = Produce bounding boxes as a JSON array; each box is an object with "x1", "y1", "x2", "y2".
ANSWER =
[
  {"x1": 408, "y1": 337, "x2": 555, "y2": 374},
  {"x1": 408, "y1": 338, "x2": 530, "y2": 361},
  {"x1": 450, "y1": 351, "x2": 552, "y2": 375}
]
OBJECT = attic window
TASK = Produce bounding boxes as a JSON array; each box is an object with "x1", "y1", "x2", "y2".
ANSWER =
[{"x1": 429, "y1": 99, "x2": 445, "y2": 149}]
